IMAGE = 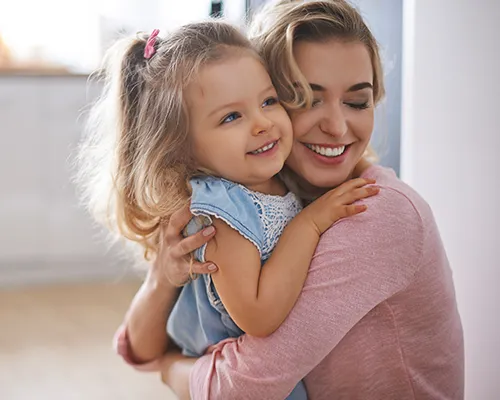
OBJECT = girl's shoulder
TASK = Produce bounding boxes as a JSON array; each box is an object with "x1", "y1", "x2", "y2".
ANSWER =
[
  {"x1": 190, "y1": 175, "x2": 240, "y2": 197},
  {"x1": 188, "y1": 176, "x2": 302, "y2": 260},
  {"x1": 189, "y1": 176, "x2": 302, "y2": 218},
  {"x1": 189, "y1": 176, "x2": 265, "y2": 256},
  {"x1": 189, "y1": 176, "x2": 263, "y2": 219}
]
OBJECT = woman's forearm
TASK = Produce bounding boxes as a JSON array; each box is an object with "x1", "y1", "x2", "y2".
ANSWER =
[
  {"x1": 160, "y1": 349, "x2": 196, "y2": 400},
  {"x1": 125, "y1": 269, "x2": 180, "y2": 363}
]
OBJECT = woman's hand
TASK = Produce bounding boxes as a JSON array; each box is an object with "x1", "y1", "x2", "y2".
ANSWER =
[
  {"x1": 300, "y1": 178, "x2": 379, "y2": 235},
  {"x1": 153, "y1": 205, "x2": 218, "y2": 287}
]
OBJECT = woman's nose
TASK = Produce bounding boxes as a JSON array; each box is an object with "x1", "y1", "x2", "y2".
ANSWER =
[{"x1": 319, "y1": 103, "x2": 348, "y2": 138}]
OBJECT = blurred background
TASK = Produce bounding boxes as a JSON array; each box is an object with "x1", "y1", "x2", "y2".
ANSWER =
[{"x1": 0, "y1": 0, "x2": 498, "y2": 399}]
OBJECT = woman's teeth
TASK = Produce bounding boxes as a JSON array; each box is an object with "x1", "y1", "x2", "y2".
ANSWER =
[
  {"x1": 251, "y1": 141, "x2": 276, "y2": 154},
  {"x1": 305, "y1": 144, "x2": 346, "y2": 157}
]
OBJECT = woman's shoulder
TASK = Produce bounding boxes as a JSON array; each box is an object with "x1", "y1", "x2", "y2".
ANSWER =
[
  {"x1": 361, "y1": 165, "x2": 433, "y2": 225},
  {"x1": 321, "y1": 165, "x2": 431, "y2": 266},
  {"x1": 318, "y1": 166, "x2": 431, "y2": 283}
]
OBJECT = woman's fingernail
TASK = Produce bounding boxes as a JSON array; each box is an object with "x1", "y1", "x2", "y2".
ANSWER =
[
  {"x1": 203, "y1": 226, "x2": 215, "y2": 236},
  {"x1": 207, "y1": 264, "x2": 217, "y2": 271}
]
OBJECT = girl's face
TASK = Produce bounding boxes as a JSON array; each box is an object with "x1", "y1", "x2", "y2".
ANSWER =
[
  {"x1": 286, "y1": 39, "x2": 375, "y2": 190},
  {"x1": 187, "y1": 53, "x2": 293, "y2": 192}
]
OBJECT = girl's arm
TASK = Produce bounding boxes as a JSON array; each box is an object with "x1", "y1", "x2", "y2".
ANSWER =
[
  {"x1": 208, "y1": 178, "x2": 379, "y2": 337},
  {"x1": 117, "y1": 206, "x2": 217, "y2": 364}
]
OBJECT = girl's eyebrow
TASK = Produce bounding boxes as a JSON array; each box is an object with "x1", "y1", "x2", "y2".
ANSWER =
[
  {"x1": 208, "y1": 101, "x2": 241, "y2": 118},
  {"x1": 207, "y1": 85, "x2": 275, "y2": 117}
]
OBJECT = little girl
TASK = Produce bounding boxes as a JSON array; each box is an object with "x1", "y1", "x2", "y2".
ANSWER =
[{"x1": 78, "y1": 21, "x2": 378, "y2": 399}]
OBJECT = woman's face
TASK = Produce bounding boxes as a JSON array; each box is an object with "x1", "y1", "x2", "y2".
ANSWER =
[{"x1": 286, "y1": 39, "x2": 375, "y2": 189}]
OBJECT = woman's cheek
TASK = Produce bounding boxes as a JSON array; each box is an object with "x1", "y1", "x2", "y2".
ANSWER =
[
  {"x1": 360, "y1": 113, "x2": 375, "y2": 139},
  {"x1": 290, "y1": 113, "x2": 311, "y2": 139}
]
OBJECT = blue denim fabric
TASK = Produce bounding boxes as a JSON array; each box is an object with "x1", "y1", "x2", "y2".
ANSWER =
[{"x1": 167, "y1": 176, "x2": 307, "y2": 399}]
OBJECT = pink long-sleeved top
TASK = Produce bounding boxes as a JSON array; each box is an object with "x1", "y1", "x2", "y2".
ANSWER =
[{"x1": 188, "y1": 165, "x2": 464, "y2": 399}]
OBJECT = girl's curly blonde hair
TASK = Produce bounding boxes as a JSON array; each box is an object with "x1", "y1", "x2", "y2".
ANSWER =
[{"x1": 76, "y1": 21, "x2": 257, "y2": 260}]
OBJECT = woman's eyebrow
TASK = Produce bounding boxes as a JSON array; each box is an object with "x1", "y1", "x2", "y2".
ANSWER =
[
  {"x1": 292, "y1": 82, "x2": 326, "y2": 91},
  {"x1": 347, "y1": 82, "x2": 373, "y2": 92},
  {"x1": 309, "y1": 83, "x2": 326, "y2": 92},
  {"x1": 294, "y1": 82, "x2": 373, "y2": 92}
]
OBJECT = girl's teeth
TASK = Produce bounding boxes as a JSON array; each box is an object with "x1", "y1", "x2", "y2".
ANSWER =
[
  {"x1": 306, "y1": 144, "x2": 346, "y2": 157},
  {"x1": 252, "y1": 141, "x2": 276, "y2": 154}
]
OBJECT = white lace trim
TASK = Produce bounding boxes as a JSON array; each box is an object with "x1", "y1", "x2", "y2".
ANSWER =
[{"x1": 241, "y1": 187, "x2": 303, "y2": 260}]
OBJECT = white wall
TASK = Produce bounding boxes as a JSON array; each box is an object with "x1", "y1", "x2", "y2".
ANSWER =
[
  {"x1": 402, "y1": 0, "x2": 500, "y2": 398},
  {"x1": 0, "y1": 76, "x2": 129, "y2": 286}
]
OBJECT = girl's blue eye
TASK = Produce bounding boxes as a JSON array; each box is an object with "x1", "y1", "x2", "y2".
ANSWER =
[
  {"x1": 262, "y1": 97, "x2": 279, "y2": 107},
  {"x1": 221, "y1": 112, "x2": 241, "y2": 124},
  {"x1": 311, "y1": 99, "x2": 322, "y2": 107}
]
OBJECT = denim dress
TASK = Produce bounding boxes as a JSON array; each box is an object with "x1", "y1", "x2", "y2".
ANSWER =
[{"x1": 167, "y1": 176, "x2": 308, "y2": 399}]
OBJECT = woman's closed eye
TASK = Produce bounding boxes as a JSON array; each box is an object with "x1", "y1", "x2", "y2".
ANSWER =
[
  {"x1": 221, "y1": 112, "x2": 241, "y2": 124},
  {"x1": 262, "y1": 96, "x2": 279, "y2": 107},
  {"x1": 311, "y1": 98, "x2": 323, "y2": 107},
  {"x1": 345, "y1": 101, "x2": 370, "y2": 110}
]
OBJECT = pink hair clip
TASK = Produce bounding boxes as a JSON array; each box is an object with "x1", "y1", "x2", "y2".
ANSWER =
[{"x1": 144, "y1": 29, "x2": 160, "y2": 59}]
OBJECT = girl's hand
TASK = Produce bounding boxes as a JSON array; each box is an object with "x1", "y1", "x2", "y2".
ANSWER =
[
  {"x1": 152, "y1": 205, "x2": 218, "y2": 287},
  {"x1": 300, "y1": 178, "x2": 379, "y2": 235}
]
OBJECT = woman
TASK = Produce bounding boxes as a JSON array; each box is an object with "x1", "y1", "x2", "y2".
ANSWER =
[{"x1": 116, "y1": 1, "x2": 464, "y2": 399}]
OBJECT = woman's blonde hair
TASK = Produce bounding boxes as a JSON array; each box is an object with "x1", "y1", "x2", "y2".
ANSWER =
[
  {"x1": 249, "y1": 0, "x2": 385, "y2": 108},
  {"x1": 76, "y1": 21, "x2": 257, "y2": 260},
  {"x1": 249, "y1": 0, "x2": 385, "y2": 163}
]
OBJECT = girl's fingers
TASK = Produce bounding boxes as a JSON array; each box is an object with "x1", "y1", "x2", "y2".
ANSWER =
[
  {"x1": 328, "y1": 203, "x2": 367, "y2": 221},
  {"x1": 341, "y1": 186, "x2": 380, "y2": 204},
  {"x1": 330, "y1": 178, "x2": 376, "y2": 197},
  {"x1": 343, "y1": 204, "x2": 368, "y2": 217}
]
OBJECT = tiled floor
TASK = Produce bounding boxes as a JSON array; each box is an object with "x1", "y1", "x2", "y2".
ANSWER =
[{"x1": 0, "y1": 281, "x2": 176, "y2": 400}]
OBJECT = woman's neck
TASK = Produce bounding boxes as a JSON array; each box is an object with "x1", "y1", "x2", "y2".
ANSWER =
[
  {"x1": 352, "y1": 158, "x2": 373, "y2": 179},
  {"x1": 281, "y1": 158, "x2": 374, "y2": 203},
  {"x1": 284, "y1": 168, "x2": 330, "y2": 202}
]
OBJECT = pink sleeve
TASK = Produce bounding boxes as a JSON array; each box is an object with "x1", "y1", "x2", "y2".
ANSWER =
[
  {"x1": 189, "y1": 188, "x2": 424, "y2": 399},
  {"x1": 113, "y1": 325, "x2": 163, "y2": 372}
]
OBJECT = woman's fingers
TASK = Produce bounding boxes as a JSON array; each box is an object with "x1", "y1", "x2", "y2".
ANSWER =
[
  {"x1": 190, "y1": 261, "x2": 218, "y2": 275},
  {"x1": 170, "y1": 225, "x2": 216, "y2": 258},
  {"x1": 165, "y1": 204, "x2": 193, "y2": 242}
]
